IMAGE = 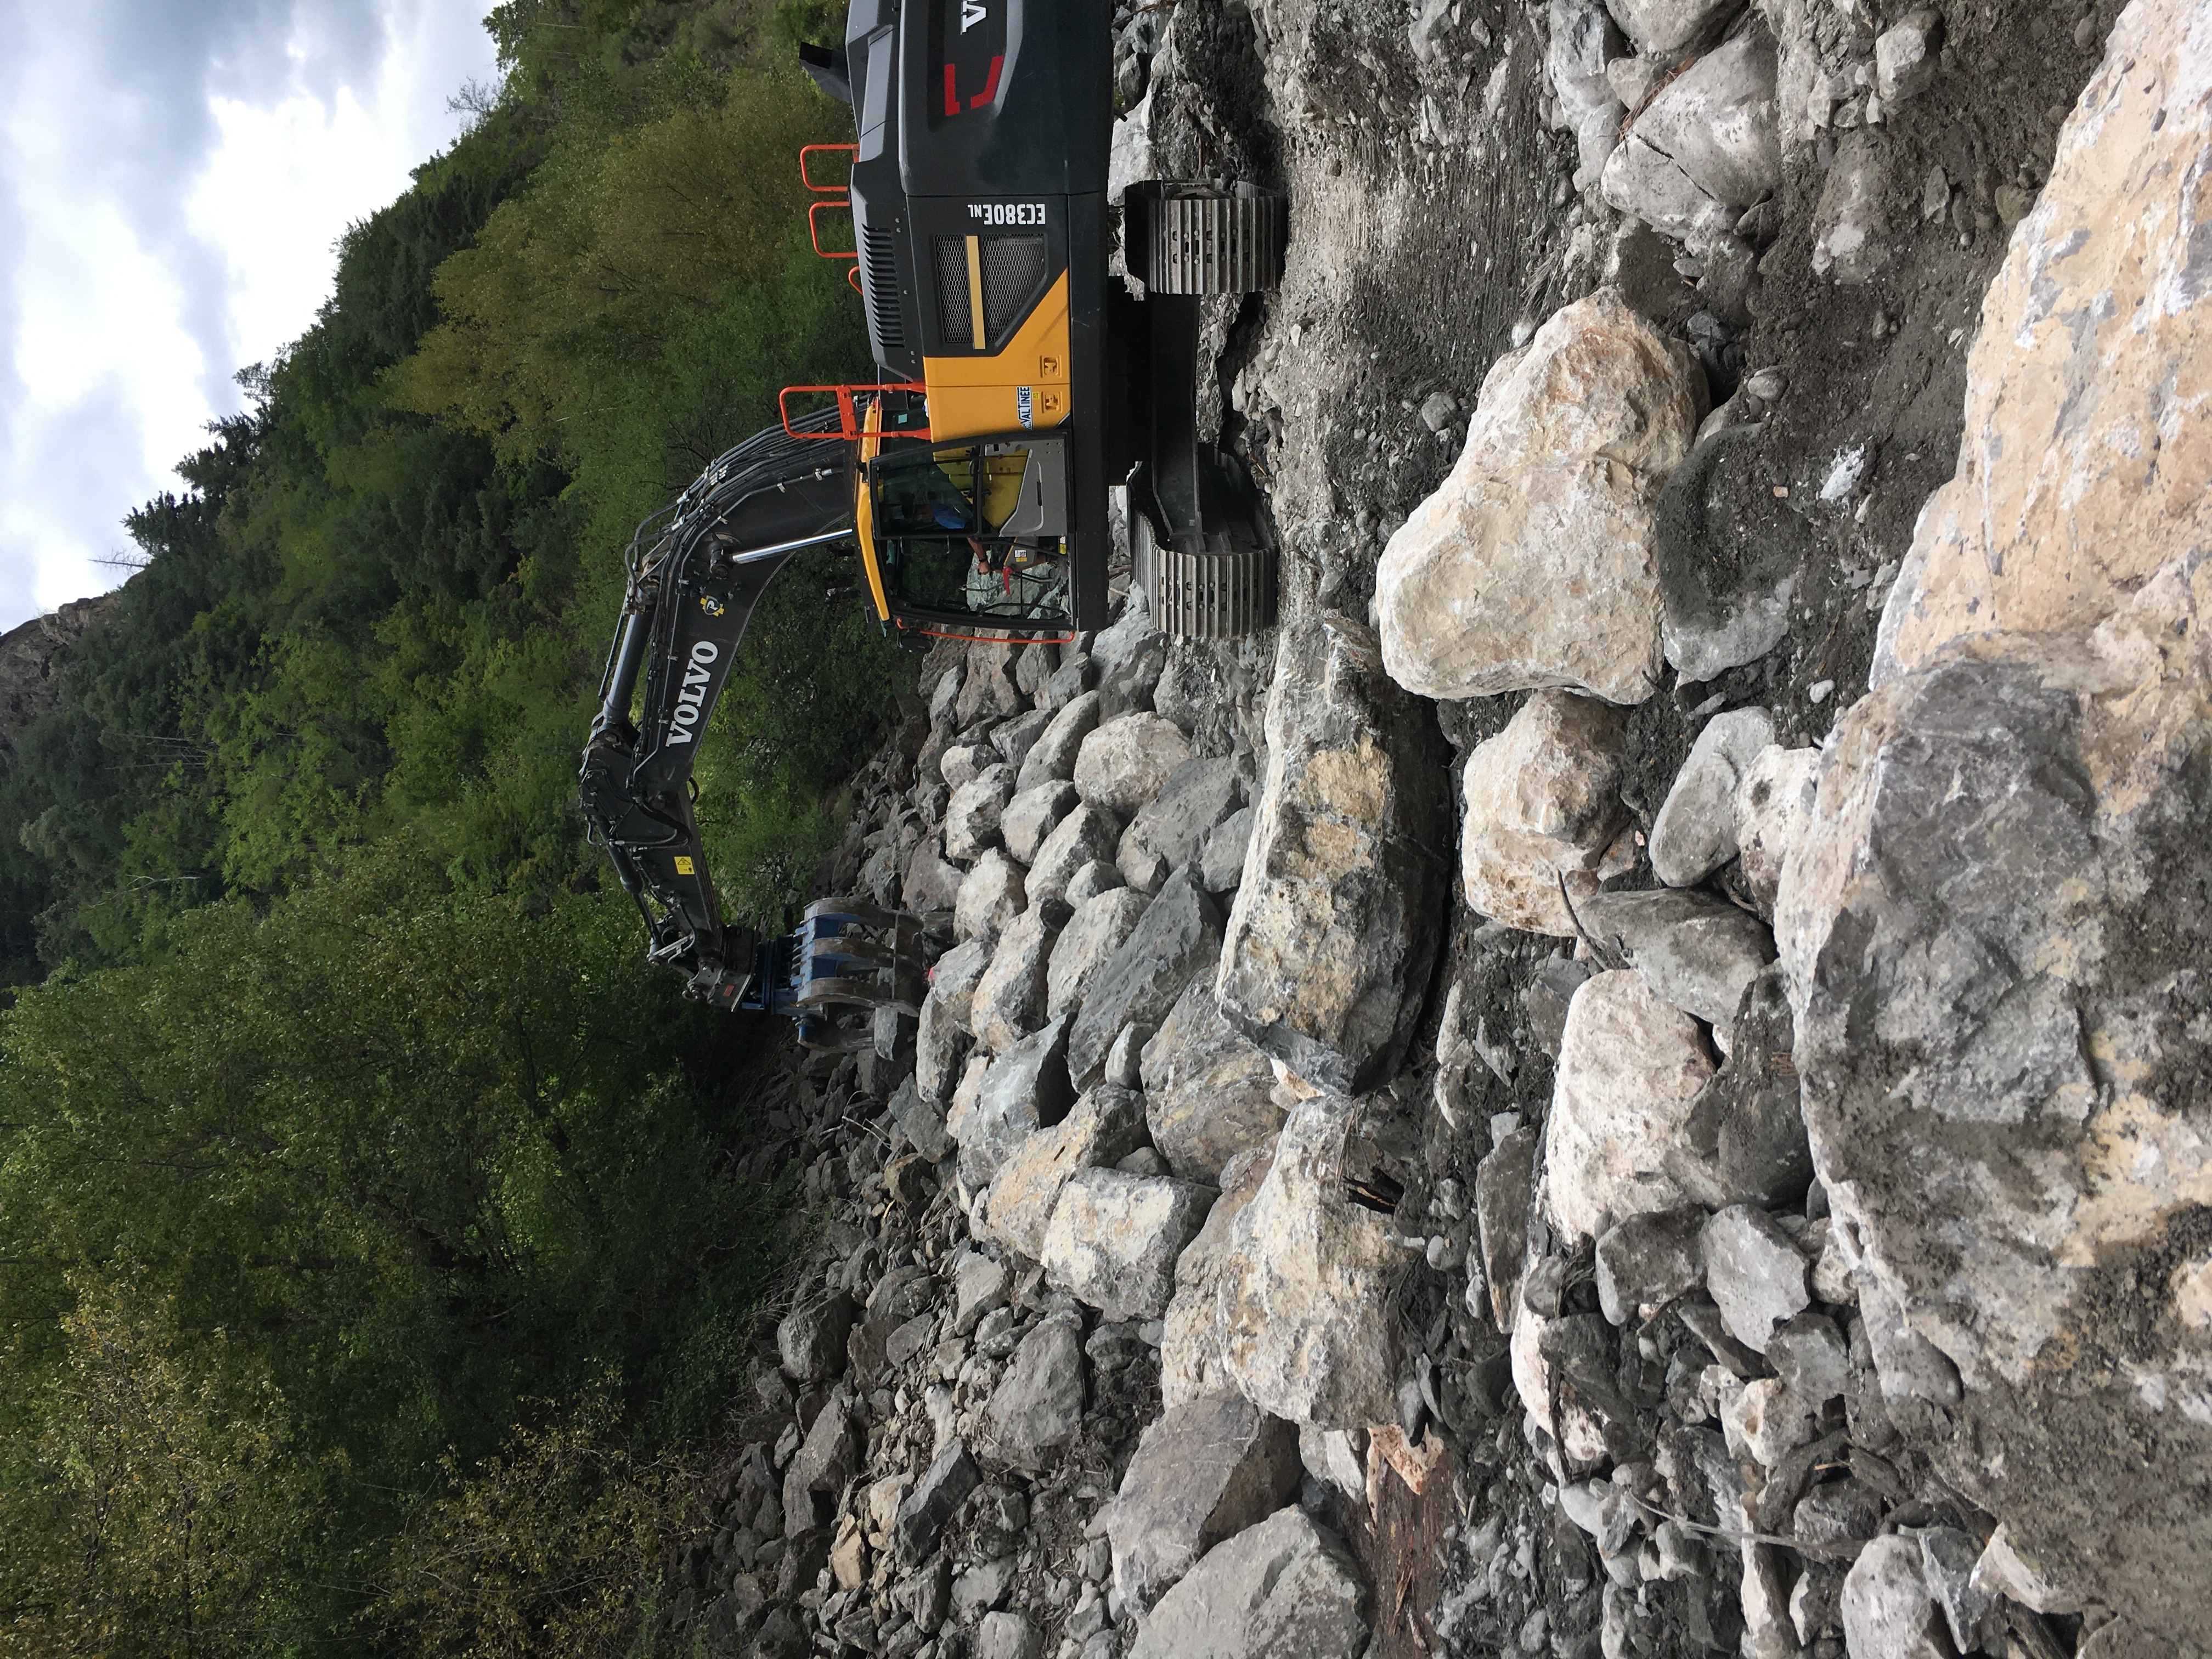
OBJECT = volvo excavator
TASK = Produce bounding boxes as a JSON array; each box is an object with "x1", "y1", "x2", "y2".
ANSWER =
[{"x1": 579, "y1": 0, "x2": 1287, "y2": 1013}]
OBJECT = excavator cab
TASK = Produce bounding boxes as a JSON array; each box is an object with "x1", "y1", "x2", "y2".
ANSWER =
[{"x1": 859, "y1": 432, "x2": 1073, "y2": 639}]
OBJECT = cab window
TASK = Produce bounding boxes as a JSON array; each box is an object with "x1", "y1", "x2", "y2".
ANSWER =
[{"x1": 869, "y1": 442, "x2": 1070, "y2": 624}]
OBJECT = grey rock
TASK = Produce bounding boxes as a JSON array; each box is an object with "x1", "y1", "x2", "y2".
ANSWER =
[
  {"x1": 1734, "y1": 744, "x2": 1820, "y2": 918},
  {"x1": 930, "y1": 939, "x2": 995, "y2": 1031},
  {"x1": 1214, "y1": 1093, "x2": 1406, "y2": 1431},
  {"x1": 1025, "y1": 802, "x2": 1124, "y2": 909},
  {"x1": 1618, "y1": 34, "x2": 1780, "y2": 210},
  {"x1": 952, "y1": 1249, "x2": 1011, "y2": 1334},
  {"x1": 1700, "y1": 1205, "x2": 1810, "y2": 1353},
  {"x1": 904, "y1": 838, "x2": 967, "y2": 915},
  {"x1": 779, "y1": 1293, "x2": 857, "y2": 1384},
  {"x1": 1017, "y1": 691, "x2": 1104, "y2": 795},
  {"x1": 946, "y1": 1016, "x2": 1075, "y2": 1189},
  {"x1": 1013, "y1": 641, "x2": 1060, "y2": 703},
  {"x1": 1459, "y1": 688, "x2": 1632, "y2": 937},
  {"x1": 1063, "y1": 857, "x2": 1126, "y2": 907},
  {"x1": 1042, "y1": 1167, "x2": 1215, "y2": 1323},
  {"x1": 914, "y1": 992, "x2": 972, "y2": 1108},
  {"x1": 1875, "y1": 10, "x2": 1942, "y2": 105},
  {"x1": 1107, "y1": 1392, "x2": 1303, "y2": 1610},
  {"x1": 1140, "y1": 975, "x2": 1283, "y2": 1183},
  {"x1": 1043, "y1": 652, "x2": 1095, "y2": 711},
  {"x1": 973, "y1": 1611, "x2": 1042, "y2": 1659},
  {"x1": 1097, "y1": 632, "x2": 1169, "y2": 720},
  {"x1": 1604, "y1": 0, "x2": 1737, "y2": 53},
  {"x1": 1812, "y1": 131, "x2": 1889, "y2": 283},
  {"x1": 1199, "y1": 805, "x2": 1255, "y2": 894},
  {"x1": 752, "y1": 1607, "x2": 809, "y2": 1658},
  {"x1": 1918, "y1": 1526, "x2": 2001, "y2": 1656},
  {"x1": 1765, "y1": 1310, "x2": 1849, "y2": 1404},
  {"x1": 929, "y1": 660, "x2": 966, "y2": 727},
  {"x1": 1573, "y1": 887, "x2": 1778, "y2": 1030},
  {"x1": 1218, "y1": 616, "x2": 1450, "y2": 1093},
  {"x1": 1792, "y1": 1479, "x2": 1883, "y2": 1551},
  {"x1": 1047, "y1": 888, "x2": 1152, "y2": 1021},
  {"x1": 1002, "y1": 781, "x2": 1080, "y2": 866},
  {"x1": 892, "y1": 1074, "x2": 954, "y2": 1160},
  {"x1": 1842, "y1": 1535, "x2": 1951, "y2": 1659},
  {"x1": 1101, "y1": 1020, "x2": 1146, "y2": 1088},
  {"x1": 1074, "y1": 713, "x2": 1191, "y2": 816},
  {"x1": 983, "y1": 1312, "x2": 1087, "y2": 1469},
  {"x1": 1119, "y1": 756, "x2": 1239, "y2": 895},
  {"x1": 954, "y1": 849, "x2": 1027, "y2": 943},
  {"x1": 1855, "y1": 1271, "x2": 1962, "y2": 1410},
  {"x1": 985, "y1": 1085, "x2": 1150, "y2": 1260},
  {"x1": 1546, "y1": 0, "x2": 1626, "y2": 187},
  {"x1": 1663, "y1": 965, "x2": 1813, "y2": 1210},
  {"x1": 1648, "y1": 707, "x2": 1777, "y2": 887},
  {"x1": 895, "y1": 1440, "x2": 981, "y2": 1565},
  {"x1": 946, "y1": 764, "x2": 1018, "y2": 862},
  {"x1": 970, "y1": 905, "x2": 1066, "y2": 1054},
  {"x1": 953, "y1": 1554, "x2": 1018, "y2": 1622},
  {"x1": 1475, "y1": 1126, "x2": 1538, "y2": 1328},
  {"x1": 782, "y1": 1396, "x2": 860, "y2": 1534},
  {"x1": 1594, "y1": 1207, "x2": 1706, "y2": 1326},
  {"x1": 1066, "y1": 867, "x2": 1223, "y2": 1091},
  {"x1": 955, "y1": 644, "x2": 1025, "y2": 726},
  {"x1": 1128, "y1": 1506, "x2": 1369, "y2": 1659},
  {"x1": 991, "y1": 707, "x2": 1055, "y2": 778}
]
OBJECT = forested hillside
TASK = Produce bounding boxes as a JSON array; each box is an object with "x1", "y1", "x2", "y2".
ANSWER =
[{"x1": 0, "y1": 2, "x2": 882, "y2": 1651}]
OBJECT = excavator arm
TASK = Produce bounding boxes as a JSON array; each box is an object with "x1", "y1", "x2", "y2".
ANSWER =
[{"x1": 578, "y1": 410, "x2": 857, "y2": 1004}]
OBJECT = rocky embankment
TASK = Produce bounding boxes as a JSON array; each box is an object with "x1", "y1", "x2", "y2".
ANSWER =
[
  {"x1": 0, "y1": 596, "x2": 110, "y2": 778},
  {"x1": 673, "y1": 1, "x2": 2211, "y2": 1657}
]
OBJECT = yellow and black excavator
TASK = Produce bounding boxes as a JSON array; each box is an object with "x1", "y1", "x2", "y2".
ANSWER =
[{"x1": 579, "y1": 0, "x2": 1286, "y2": 1005}]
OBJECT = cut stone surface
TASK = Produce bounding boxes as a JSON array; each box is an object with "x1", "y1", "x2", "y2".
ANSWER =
[
  {"x1": 1217, "y1": 616, "x2": 1450, "y2": 1091},
  {"x1": 945, "y1": 1015, "x2": 1074, "y2": 1190},
  {"x1": 945, "y1": 765, "x2": 1018, "y2": 862},
  {"x1": 1159, "y1": 1139, "x2": 1277, "y2": 1409},
  {"x1": 1458, "y1": 689, "x2": 1630, "y2": 937},
  {"x1": 1066, "y1": 867, "x2": 1223, "y2": 1091},
  {"x1": 1015, "y1": 691, "x2": 1103, "y2": 794},
  {"x1": 1376, "y1": 290, "x2": 1701, "y2": 705},
  {"x1": 1001, "y1": 781, "x2": 1080, "y2": 866},
  {"x1": 982, "y1": 1312, "x2": 1087, "y2": 1470},
  {"x1": 983, "y1": 1085, "x2": 1149, "y2": 1261},
  {"x1": 1046, "y1": 888, "x2": 1151, "y2": 1021},
  {"x1": 1127, "y1": 1506, "x2": 1369, "y2": 1659},
  {"x1": 1214, "y1": 1092, "x2": 1406, "y2": 1431},
  {"x1": 1119, "y1": 756, "x2": 1239, "y2": 895},
  {"x1": 1199, "y1": 805, "x2": 1255, "y2": 894},
  {"x1": 1073, "y1": 713, "x2": 1191, "y2": 816},
  {"x1": 1594, "y1": 1207, "x2": 1705, "y2": 1327},
  {"x1": 1105, "y1": 1393, "x2": 1302, "y2": 1611},
  {"x1": 1648, "y1": 707, "x2": 1776, "y2": 888},
  {"x1": 1700, "y1": 1205, "x2": 1810, "y2": 1354},
  {"x1": 1545, "y1": 971, "x2": 1718, "y2": 1241},
  {"x1": 969, "y1": 905, "x2": 1065, "y2": 1054},
  {"x1": 1041, "y1": 1167, "x2": 1214, "y2": 1323},
  {"x1": 1025, "y1": 802, "x2": 1123, "y2": 909},
  {"x1": 1140, "y1": 975, "x2": 1283, "y2": 1183},
  {"x1": 955, "y1": 849, "x2": 1027, "y2": 943}
]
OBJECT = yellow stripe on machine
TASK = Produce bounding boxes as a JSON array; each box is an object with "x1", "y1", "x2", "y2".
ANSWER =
[
  {"x1": 923, "y1": 270, "x2": 1073, "y2": 443},
  {"x1": 965, "y1": 235, "x2": 986, "y2": 352},
  {"x1": 855, "y1": 400, "x2": 891, "y2": 623}
]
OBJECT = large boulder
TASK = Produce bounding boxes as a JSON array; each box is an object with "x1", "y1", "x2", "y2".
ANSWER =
[
  {"x1": 1073, "y1": 713, "x2": 1191, "y2": 816},
  {"x1": 1159, "y1": 1140, "x2": 1277, "y2": 1409},
  {"x1": 1214, "y1": 1093, "x2": 1407, "y2": 1431},
  {"x1": 1775, "y1": 11, "x2": 2212, "y2": 1635},
  {"x1": 1216, "y1": 616, "x2": 1450, "y2": 1092},
  {"x1": 1663, "y1": 964, "x2": 1813, "y2": 1211},
  {"x1": 954, "y1": 849, "x2": 1026, "y2": 943},
  {"x1": 1605, "y1": 0, "x2": 1738, "y2": 53},
  {"x1": 1119, "y1": 757, "x2": 1240, "y2": 895},
  {"x1": 981, "y1": 1313, "x2": 1087, "y2": 1470},
  {"x1": 945, "y1": 1016, "x2": 1075, "y2": 1189},
  {"x1": 1573, "y1": 888, "x2": 1777, "y2": 1029},
  {"x1": 1105, "y1": 1393, "x2": 1303, "y2": 1611},
  {"x1": 1141, "y1": 976, "x2": 1283, "y2": 1183},
  {"x1": 1544, "y1": 970, "x2": 1717, "y2": 1242},
  {"x1": 1374, "y1": 290, "x2": 1701, "y2": 706},
  {"x1": 1024, "y1": 802, "x2": 1122, "y2": 909},
  {"x1": 1001, "y1": 781, "x2": 1079, "y2": 866},
  {"x1": 1734, "y1": 744, "x2": 1821, "y2": 918},
  {"x1": 945, "y1": 764, "x2": 1018, "y2": 862},
  {"x1": 1458, "y1": 689, "x2": 1630, "y2": 936},
  {"x1": 1066, "y1": 868, "x2": 1224, "y2": 1091},
  {"x1": 1648, "y1": 707, "x2": 1776, "y2": 888},
  {"x1": 982, "y1": 1085, "x2": 1149, "y2": 1260},
  {"x1": 1041, "y1": 1168, "x2": 1215, "y2": 1323},
  {"x1": 969, "y1": 905, "x2": 1065, "y2": 1054},
  {"x1": 1046, "y1": 887, "x2": 1151, "y2": 1020},
  {"x1": 1015, "y1": 690, "x2": 1103, "y2": 794},
  {"x1": 1600, "y1": 34, "x2": 1781, "y2": 242},
  {"x1": 1127, "y1": 1507, "x2": 1369, "y2": 1659}
]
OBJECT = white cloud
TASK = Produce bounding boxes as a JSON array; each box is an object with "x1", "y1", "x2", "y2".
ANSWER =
[{"x1": 0, "y1": 0, "x2": 502, "y2": 629}]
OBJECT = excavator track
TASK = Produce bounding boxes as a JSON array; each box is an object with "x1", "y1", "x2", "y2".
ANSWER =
[
  {"x1": 1133, "y1": 510, "x2": 1278, "y2": 638},
  {"x1": 1125, "y1": 182, "x2": 1288, "y2": 295}
]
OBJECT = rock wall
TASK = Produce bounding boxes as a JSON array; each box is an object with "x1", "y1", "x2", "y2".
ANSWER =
[{"x1": 0, "y1": 595, "x2": 111, "y2": 778}]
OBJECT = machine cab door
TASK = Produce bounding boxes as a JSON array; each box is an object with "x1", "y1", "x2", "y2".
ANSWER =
[{"x1": 861, "y1": 433, "x2": 1074, "y2": 638}]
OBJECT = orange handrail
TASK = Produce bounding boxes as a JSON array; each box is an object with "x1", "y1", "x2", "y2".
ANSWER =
[
  {"x1": 800, "y1": 143, "x2": 857, "y2": 193},
  {"x1": 779, "y1": 382, "x2": 929, "y2": 442},
  {"x1": 809, "y1": 199, "x2": 857, "y2": 262}
]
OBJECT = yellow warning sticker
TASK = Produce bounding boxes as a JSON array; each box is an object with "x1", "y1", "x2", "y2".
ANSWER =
[{"x1": 674, "y1": 856, "x2": 695, "y2": 875}]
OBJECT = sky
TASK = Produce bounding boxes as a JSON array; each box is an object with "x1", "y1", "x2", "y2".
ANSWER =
[{"x1": 0, "y1": 0, "x2": 503, "y2": 633}]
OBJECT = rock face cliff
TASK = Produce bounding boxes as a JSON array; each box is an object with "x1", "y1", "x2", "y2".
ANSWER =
[
  {"x1": 662, "y1": 3, "x2": 2212, "y2": 1658},
  {"x1": 0, "y1": 596, "x2": 109, "y2": 778}
]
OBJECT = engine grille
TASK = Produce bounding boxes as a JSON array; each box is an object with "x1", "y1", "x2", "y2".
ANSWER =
[
  {"x1": 933, "y1": 234, "x2": 1048, "y2": 350},
  {"x1": 863, "y1": 224, "x2": 905, "y2": 356}
]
